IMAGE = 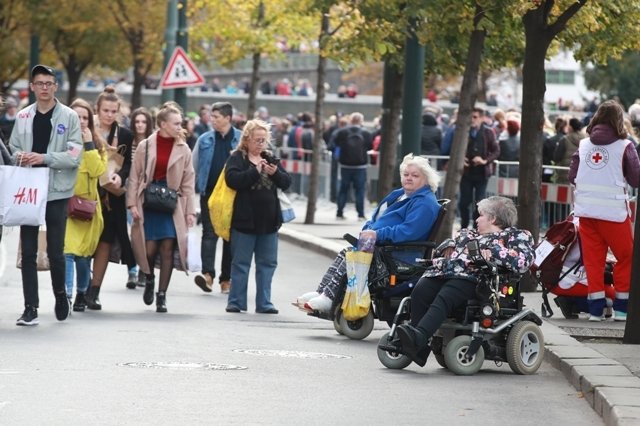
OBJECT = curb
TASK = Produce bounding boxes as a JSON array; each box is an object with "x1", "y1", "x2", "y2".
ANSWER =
[
  {"x1": 280, "y1": 226, "x2": 640, "y2": 426},
  {"x1": 544, "y1": 345, "x2": 640, "y2": 426}
]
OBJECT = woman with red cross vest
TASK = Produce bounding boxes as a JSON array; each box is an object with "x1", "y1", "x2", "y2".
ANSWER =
[{"x1": 568, "y1": 100, "x2": 640, "y2": 322}]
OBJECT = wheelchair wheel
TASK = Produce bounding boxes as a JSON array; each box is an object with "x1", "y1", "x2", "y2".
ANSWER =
[
  {"x1": 333, "y1": 305, "x2": 344, "y2": 335},
  {"x1": 377, "y1": 332, "x2": 412, "y2": 369},
  {"x1": 506, "y1": 321, "x2": 545, "y2": 375},
  {"x1": 444, "y1": 335, "x2": 484, "y2": 376},
  {"x1": 338, "y1": 310, "x2": 374, "y2": 340}
]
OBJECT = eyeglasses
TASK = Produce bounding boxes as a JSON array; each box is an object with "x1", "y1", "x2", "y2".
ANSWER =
[
  {"x1": 253, "y1": 138, "x2": 267, "y2": 144},
  {"x1": 32, "y1": 81, "x2": 56, "y2": 88}
]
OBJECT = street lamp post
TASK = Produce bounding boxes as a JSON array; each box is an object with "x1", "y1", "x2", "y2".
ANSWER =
[
  {"x1": 175, "y1": 0, "x2": 188, "y2": 109},
  {"x1": 162, "y1": 0, "x2": 178, "y2": 104},
  {"x1": 400, "y1": 18, "x2": 425, "y2": 159}
]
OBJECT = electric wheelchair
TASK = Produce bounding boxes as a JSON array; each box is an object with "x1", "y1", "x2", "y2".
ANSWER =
[
  {"x1": 306, "y1": 199, "x2": 450, "y2": 340},
  {"x1": 377, "y1": 239, "x2": 545, "y2": 375}
]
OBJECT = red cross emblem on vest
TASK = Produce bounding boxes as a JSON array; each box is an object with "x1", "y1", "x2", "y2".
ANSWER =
[{"x1": 591, "y1": 152, "x2": 603, "y2": 163}]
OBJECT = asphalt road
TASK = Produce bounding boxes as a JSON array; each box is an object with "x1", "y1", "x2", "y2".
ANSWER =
[{"x1": 0, "y1": 229, "x2": 602, "y2": 425}]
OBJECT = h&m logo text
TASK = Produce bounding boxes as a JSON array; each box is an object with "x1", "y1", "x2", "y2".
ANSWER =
[{"x1": 13, "y1": 187, "x2": 38, "y2": 205}]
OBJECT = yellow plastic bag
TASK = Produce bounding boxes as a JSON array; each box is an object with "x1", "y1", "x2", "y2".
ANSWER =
[
  {"x1": 341, "y1": 249, "x2": 373, "y2": 321},
  {"x1": 208, "y1": 168, "x2": 236, "y2": 241}
]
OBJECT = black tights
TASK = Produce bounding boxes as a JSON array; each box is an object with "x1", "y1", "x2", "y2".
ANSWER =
[{"x1": 146, "y1": 238, "x2": 176, "y2": 293}]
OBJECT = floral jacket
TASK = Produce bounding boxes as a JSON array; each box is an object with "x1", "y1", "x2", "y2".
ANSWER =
[{"x1": 424, "y1": 227, "x2": 535, "y2": 284}]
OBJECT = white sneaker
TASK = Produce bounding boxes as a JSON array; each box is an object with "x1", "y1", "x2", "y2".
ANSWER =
[
  {"x1": 305, "y1": 294, "x2": 333, "y2": 313},
  {"x1": 293, "y1": 292, "x2": 320, "y2": 309},
  {"x1": 588, "y1": 315, "x2": 603, "y2": 322},
  {"x1": 613, "y1": 311, "x2": 627, "y2": 322}
]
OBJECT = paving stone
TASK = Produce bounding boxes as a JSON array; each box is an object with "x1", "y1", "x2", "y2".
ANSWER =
[
  {"x1": 596, "y1": 387, "x2": 640, "y2": 419},
  {"x1": 581, "y1": 375, "x2": 640, "y2": 406},
  {"x1": 608, "y1": 406, "x2": 640, "y2": 426}
]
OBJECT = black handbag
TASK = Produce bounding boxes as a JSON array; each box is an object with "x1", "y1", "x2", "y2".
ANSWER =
[{"x1": 142, "y1": 141, "x2": 178, "y2": 213}]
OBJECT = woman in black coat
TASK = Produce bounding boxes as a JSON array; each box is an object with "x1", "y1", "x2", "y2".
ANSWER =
[{"x1": 85, "y1": 86, "x2": 135, "y2": 310}]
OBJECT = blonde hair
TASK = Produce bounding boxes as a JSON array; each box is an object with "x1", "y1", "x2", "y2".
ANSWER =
[
  {"x1": 237, "y1": 119, "x2": 272, "y2": 154},
  {"x1": 156, "y1": 102, "x2": 186, "y2": 140},
  {"x1": 399, "y1": 153, "x2": 440, "y2": 192}
]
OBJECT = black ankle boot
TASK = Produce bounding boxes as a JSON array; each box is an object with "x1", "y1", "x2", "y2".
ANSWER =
[
  {"x1": 85, "y1": 286, "x2": 102, "y2": 310},
  {"x1": 143, "y1": 275, "x2": 155, "y2": 306},
  {"x1": 73, "y1": 293, "x2": 86, "y2": 312},
  {"x1": 396, "y1": 324, "x2": 431, "y2": 367},
  {"x1": 156, "y1": 292, "x2": 167, "y2": 313}
]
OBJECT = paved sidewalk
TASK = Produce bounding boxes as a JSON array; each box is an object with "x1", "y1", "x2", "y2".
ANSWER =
[{"x1": 280, "y1": 196, "x2": 640, "y2": 426}]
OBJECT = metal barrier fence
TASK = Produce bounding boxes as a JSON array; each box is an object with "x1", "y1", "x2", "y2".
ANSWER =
[{"x1": 273, "y1": 149, "x2": 638, "y2": 231}]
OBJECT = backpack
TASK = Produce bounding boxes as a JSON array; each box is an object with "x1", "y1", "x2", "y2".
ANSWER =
[
  {"x1": 339, "y1": 128, "x2": 368, "y2": 166},
  {"x1": 530, "y1": 215, "x2": 580, "y2": 317}
]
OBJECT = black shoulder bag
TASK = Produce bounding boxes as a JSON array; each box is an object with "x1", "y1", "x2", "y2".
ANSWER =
[{"x1": 142, "y1": 140, "x2": 178, "y2": 213}]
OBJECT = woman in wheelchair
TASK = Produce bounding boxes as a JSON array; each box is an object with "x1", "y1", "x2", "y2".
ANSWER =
[
  {"x1": 396, "y1": 196, "x2": 535, "y2": 367},
  {"x1": 295, "y1": 153, "x2": 442, "y2": 312}
]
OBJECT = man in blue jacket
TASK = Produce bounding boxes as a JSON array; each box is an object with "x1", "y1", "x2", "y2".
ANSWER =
[
  {"x1": 192, "y1": 102, "x2": 241, "y2": 294},
  {"x1": 9, "y1": 65, "x2": 82, "y2": 326}
]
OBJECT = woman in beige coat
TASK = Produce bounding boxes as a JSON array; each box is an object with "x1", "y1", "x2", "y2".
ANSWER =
[{"x1": 127, "y1": 103, "x2": 196, "y2": 313}]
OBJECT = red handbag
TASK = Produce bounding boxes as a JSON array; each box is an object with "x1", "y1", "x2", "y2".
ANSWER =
[{"x1": 67, "y1": 195, "x2": 97, "y2": 221}]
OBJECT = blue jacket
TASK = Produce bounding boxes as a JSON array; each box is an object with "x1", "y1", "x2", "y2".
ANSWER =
[
  {"x1": 362, "y1": 186, "x2": 440, "y2": 244},
  {"x1": 192, "y1": 127, "x2": 241, "y2": 194}
]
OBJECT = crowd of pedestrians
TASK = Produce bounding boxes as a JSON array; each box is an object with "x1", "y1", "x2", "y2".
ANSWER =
[
  {"x1": 0, "y1": 65, "x2": 295, "y2": 325},
  {"x1": 3, "y1": 64, "x2": 639, "y2": 326}
]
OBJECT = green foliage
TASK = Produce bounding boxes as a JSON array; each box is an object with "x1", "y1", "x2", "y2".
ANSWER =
[
  {"x1": 190, "y1": 0, "x2": 317, "y2": 68},
  {"x1": 0, "y1": 0, "x2": 31, "y2": 88},
  {"x1": 584, "y1": 52, "x2": 640, "y2": 108}
]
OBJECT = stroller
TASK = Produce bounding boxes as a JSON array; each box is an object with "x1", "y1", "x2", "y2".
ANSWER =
[
  {"x1": 530, "y1": 214, "x2": 616, "y2": 319},
  {"x1": 306, "y1": 199, "x2": 450, "y2": 340},
  {"x1": 377, "y1": 240, "x2": 545, "y2": 376}
]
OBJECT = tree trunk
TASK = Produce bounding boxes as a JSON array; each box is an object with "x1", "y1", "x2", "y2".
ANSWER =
[
  {"x1": 377, "y1": 60, "x2": 404, "y2": 201},
  {"x1": 477, "y1": 69, "x2": 491, "y2": 103},
  {"x1": 305, "y1": 11, "x2": 330, "y2": 224},
  {"x1": 518, "y1": 11, "x2": 554, "y2": 291},
  {"x1": 66, "y1": 68, "x2": 81, "y2": 105},
  {"x1": 247, "y1": 51, "x2": 261, "y2": 119},
  {"x1": 131, "y1": 55, "x2": 145, "y2": 109},
  {"x1": 64, "y1": 55, "x2": 82, "y2": 105},
  {"x1": 247, "y1": 1, "x2": 264, "y2": 119},
  {"x1": 437, "y1": 27, "x2": 486, "y2": 243}
]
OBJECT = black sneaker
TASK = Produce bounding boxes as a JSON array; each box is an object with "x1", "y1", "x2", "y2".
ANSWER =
[
  {"x1": 126, "y1": 274, "x2": 137, "y2": 290},
  {"x1": 54, "y1": 292, "x2": 71, "y2": 321},
  {"x1": 16, "y1": 307, "x2": 39, "y2": 326}
]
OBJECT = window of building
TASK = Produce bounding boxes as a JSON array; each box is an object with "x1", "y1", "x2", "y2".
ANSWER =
[{"x1": 546, "y1": 70, "x2": 575, "y2": 85}]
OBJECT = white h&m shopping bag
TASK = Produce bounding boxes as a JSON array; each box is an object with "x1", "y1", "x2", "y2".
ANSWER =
[{"x1": 0, "y1": 165, "x2": 50, "y2": 226}]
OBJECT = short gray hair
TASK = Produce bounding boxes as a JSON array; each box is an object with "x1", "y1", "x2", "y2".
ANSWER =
[
  {"x1": 398, "y1": 153, "x2": 440, "y2": 192},
  {"x1": 477, "y1": 196, "x2": 518, "y2": 229}
]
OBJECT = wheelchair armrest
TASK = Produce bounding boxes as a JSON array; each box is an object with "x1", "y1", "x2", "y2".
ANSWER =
[{"x1": 343, "y1": 233, "x2": 358, "y2": 246}]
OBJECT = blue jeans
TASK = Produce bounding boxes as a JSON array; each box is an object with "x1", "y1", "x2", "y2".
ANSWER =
[
  {"x1": 228, "y1": 229, "x2": 278, "y2": 312},
  {"x1": 65, "y1": 254, "x2": 92, "y2": 296},
  {"x1": 337, "y1": 167, "x2": 366, "y2": 217},
  {"x1": 200, "y1": 196, "x2": 231, "y2": 281}
]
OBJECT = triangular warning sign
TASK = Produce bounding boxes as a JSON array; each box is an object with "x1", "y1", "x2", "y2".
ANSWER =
[{"x1": 160, "y1": 47, "x2": 205, "y2": 89}]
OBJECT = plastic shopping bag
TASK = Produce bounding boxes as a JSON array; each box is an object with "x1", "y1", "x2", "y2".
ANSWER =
[
  {"x1": 208, "y1": 167, "x2": 236, "y2": 242},
  {"x1": 278, "y1": 189, "x2": 295, "y2": 223},
  {"x1": 341, "y1": 249, "x2": 373, "y2": 321},
  {"x1": 187, "y1": 230, "x2": 202, "y2": 272},
  {"x1": 0, "y1": 165, "x2": 49, "y2": 226}
]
